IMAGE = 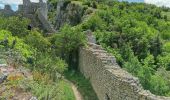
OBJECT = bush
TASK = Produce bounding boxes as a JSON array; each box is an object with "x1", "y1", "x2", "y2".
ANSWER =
[
  {"x1": 0, "y1": 30, "x2": 34, "y2": 59},
  {"x1": 24, "y1": 29, "x2": 51, "y2": 52},
  {"x1": 51, "y1": 25, "x2": 86, "y2": 69},
  {"x1": 0, "y1": 16, "x2": 30, "y2": 37}
]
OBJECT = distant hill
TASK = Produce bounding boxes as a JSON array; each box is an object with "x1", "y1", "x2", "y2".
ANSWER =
[{"x1": 119, "y1": 0, "x2": 144, "y2": 3}]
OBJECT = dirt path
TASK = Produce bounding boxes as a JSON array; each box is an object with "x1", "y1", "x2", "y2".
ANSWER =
[
  {"x1": 71, "y1": 82, "x2": 83, "y2": 100},
  {"x1": 64, "y1": 79, "x2": 83, "y2": 100}
]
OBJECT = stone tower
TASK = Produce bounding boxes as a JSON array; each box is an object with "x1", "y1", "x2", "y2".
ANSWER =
[
  {"x1": 0, "y1": 0, "x2": 55, "y2": 33},
  {"x1": 23, "y1": 0, "x2": 31, "y2": 6}
]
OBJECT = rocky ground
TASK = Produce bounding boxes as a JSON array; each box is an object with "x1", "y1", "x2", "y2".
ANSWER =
[{"x1": 0, "y1": 64, "x2": 37, "y2": 100}]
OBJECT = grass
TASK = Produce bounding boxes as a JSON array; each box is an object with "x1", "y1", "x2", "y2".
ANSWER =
[
  {"x1": 57, "y1": 80, "x2": 76, "y2": 100},
  {"x1": 1, "y1": 73, "x2": 76, "y2": 100},
  {"x1": 27, "y1": 79, "x2": 76, "y2": 100},
  {"x1": 64, "y1": 70, "x2": 98, "y2": 100}
]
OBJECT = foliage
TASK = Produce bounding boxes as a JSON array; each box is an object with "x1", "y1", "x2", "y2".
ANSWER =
[
  {"x1": 1, "y1": 0, "x2": 170, "y2": 98},
  {"x1": 33, "y1": 53, "x2": 68, "y2": 81},
  {"x1": 54, "y1": 24, "x2": 86, "y2": 54},
  {"x1": 24, "y1": 29, "x2": 51, "y2": 52},
  {"x1": 0, "y1": 16, "x2": 73, "y2": 99},
  {"x1": 51, "y1": 24, "x2": 86, "y2": 69},
  {"x1": 148, "y1": 68, "x2": 170, "y2": 96},
  {"x1": 20, "y1": 79, "x2": 75, "y2": 100},
  {"x1": 64, "y1": 70, "x2": 98, "y2": 100},
  {"x1": 76, "y1": 0, "x2": 170, "y2": 96},
  {"x1": 81, "y1": 14, "x2": 106, "y2": 31},
  {"x1": 0, "y1": 16, "x2": 30, "y2": 37},
  {"x1": 0, "y1": 30, "x2": 34, "y2": 60}
]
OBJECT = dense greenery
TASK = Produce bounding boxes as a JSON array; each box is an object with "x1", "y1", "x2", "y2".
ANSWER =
[
  {"x1": 74, "y1": 0, "x2": 170, "y2": 96},
  {"x1": 49, "y1": 0, "x2": 170, "y2": 97},
  {"x1": 50, "y1": 25, "x2": 86, "y2": 69},
  {"x1": 64, "y1": 71, "x2": 98, "y2": 100},
  {"x1": 1, "y1": 0, "x2": 170, "y2": 98},
  {"x1": 0, "y1": 16, "x2": 75, "y2": 99}
]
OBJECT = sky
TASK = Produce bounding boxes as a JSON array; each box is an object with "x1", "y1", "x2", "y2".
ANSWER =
[
  {"x1": 0, "y1": 0, "x2": 170, "y2": 11},
  {"x1": 0, "y1": 0, "x2": 46, "y2": 11},
  {"x1": 0, "y1": 0, "x2": 41, "y2": 5},
  {"x1": 120, "y1": 0, "x2": 170, "y2": 7},
  {"x1": 145, "y1": 0, "x2": 170, "y2": 7}
]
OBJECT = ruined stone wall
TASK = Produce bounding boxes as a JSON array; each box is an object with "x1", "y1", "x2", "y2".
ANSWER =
[
  {"x1": 79, "y1": 43, "x2": 170, "y2": 100},
  {"x1": 0, "y1": 5, "x2": 15, "y2": 16},
  {"x1": 0, "y1": 0, "x2": 55, "y2": 33}
]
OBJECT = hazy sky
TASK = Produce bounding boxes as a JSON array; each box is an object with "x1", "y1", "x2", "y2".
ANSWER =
[
  {"x1": 0, "y1": 0, "x2": 46, "y2": 5},
  {"x1": 0, "y1": 0, "x2": 169, "y2": 10},
  {"x1": 145, "y1": 0, "x2": 170, "y2": 7},
  {"x1": 0, "y1": 0, "x2": 47, "y2": 11},
  {"x1": 0, "y1": 0, "x2": 169, "y2": 6}
]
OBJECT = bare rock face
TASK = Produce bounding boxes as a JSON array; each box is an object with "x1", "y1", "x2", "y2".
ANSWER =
[
  {"x1": 0, "y1": 64, "x2": 8, "y2": 84},
  {"x1": 0, "y1": 74, "x2": 7, "y2": 84},
  {"x1": 0, "y1": 64, "x2": 36, "y2": 100},
  {"x1": 55, "y1": 1, "x2": 84, "y2": 29}
]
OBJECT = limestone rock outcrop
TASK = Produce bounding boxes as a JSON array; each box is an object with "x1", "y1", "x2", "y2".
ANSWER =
[{"x1": 55, "y1": 1, "x2": 85, "y2": 29}]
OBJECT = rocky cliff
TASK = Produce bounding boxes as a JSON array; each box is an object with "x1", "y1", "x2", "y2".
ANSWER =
[{"x1": 48, "y1": 1, "x2": 93, "y2": 30}]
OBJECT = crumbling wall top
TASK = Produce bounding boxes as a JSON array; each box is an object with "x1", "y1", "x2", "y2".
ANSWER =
[{"x1": 4, "y1": 5, "x2": 12, "y2": 11}]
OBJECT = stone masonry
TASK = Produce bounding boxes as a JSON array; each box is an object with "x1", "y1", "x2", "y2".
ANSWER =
[
  {"x1": 79, "y1": 42, "x2": 170, "y2": 100},
  {"x1": 0, "y1": 0, "x2": 55, "y2": 33}
]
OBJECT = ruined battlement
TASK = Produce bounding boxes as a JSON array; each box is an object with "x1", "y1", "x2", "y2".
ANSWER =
[
  {"x1": 79, "y1": 42, "x2": 170, "y2": 100},
  {"x1": 0, "y1": 5, "x2": 15, "y2": 16},
  {"x1": 0, "y1": 0, "x2": 47, "y2": 16},
  {"x1": 0, "y1": 0, "x2": 55, "y2": 33}
]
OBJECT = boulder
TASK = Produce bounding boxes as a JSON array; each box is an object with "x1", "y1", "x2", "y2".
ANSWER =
[{"x1": 0, "y1": 73, "x2": 7, "y2": 84}]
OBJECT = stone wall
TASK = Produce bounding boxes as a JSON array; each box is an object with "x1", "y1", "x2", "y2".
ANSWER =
[
  {"x1": 0, "y1": 5, "x2": 15, "y2": 16},
  {"x1": 0, "y1": 0, "x2": 55, "y2": 33},
  {"x1": 79, "y1": 42, "x2": 170, "y2": 100}
]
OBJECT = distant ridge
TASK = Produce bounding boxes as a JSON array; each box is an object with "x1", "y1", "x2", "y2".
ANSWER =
[{"x1": 119, "y1": 0, "x2": 144, "y2": 3}]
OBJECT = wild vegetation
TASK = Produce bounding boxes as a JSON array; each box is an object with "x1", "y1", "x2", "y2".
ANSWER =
[
  {"x1": 0, "y1": 11, "x2": 98, "y2": 99},
  {"x1": 48, "y1": 0, "x2": 170, "y2": 97},
  {"x1": 84, "y1": 0, "x2": 170, "y2": 96},
  {"x1": 1, "y1": 0, "x2": 170, "y2": 99},
  {"x1": 0, "y1": 16, "x2": 76, "y2": 99}
]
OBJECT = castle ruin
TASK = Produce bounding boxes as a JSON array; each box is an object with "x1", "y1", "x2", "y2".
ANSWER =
[{"x1": 0, "y1": 0, "x2": 55, "y2": 33}]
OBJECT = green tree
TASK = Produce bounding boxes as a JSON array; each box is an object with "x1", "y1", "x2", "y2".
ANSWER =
[
  {"x1": 149, "y1": 74, "x2": 170, "y2": 96},
  {"x1": 0, "y1": 30, "x2": 34, "y2": 59},
  {"x1": 51, "y1": 25, "x2": 86, "y2": 69},
  {"x1": 25, "y1": 29, "x2": 51, "y2": 52}
]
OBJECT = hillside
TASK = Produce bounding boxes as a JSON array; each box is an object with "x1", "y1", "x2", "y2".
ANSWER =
[
  {"x1": 48, "y1": 0, "x2": 170, "y2": 97},
  {"x1": 0, "y1": 0, "x2": 170, "y2": 99}
]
